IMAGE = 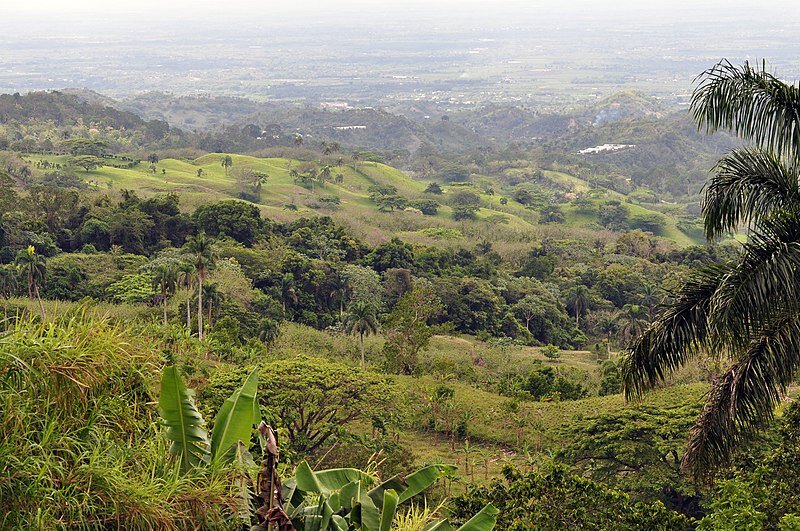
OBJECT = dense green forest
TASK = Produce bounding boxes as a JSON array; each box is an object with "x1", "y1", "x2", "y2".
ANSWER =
[{"x1": 1, "y1": 61, "x2": 799, "y2": 530}]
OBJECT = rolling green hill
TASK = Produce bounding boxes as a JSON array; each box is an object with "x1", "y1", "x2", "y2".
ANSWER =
[{"x1": 26, "y1": 152, "x2": 702, "y2": 251}]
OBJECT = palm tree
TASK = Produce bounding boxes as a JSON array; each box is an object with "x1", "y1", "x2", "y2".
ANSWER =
[
  {"x1": 279, "y1": 273, "x2": 297, "y2": 314},
  {"x1": 623, "y1": 59, "x2": 800, "y2": 478},
  {"x1": 152, "y1": 263, "x2": 178, "y2": 326},
  {"x1": 319, "y1": 165, "x2": 332, "y2": 188},
  {"x1": 638, "y1": 282, "x2": 661, "y2": 317},
  {"x1": 202, "y1": 282, "x2": 221, "y2": 329},
  {"x1": 257, "y1": 318, "x2": 281, "y2": 346},
  {"x1": 597, "y1": 311, "x2": 619, "y2": 357},
  {"x1": 0, "y1": 264, "x2": 18, "y2": 321},
  {"x1": 184, "y1": 233, "x2": 216, "y2": 339},
  {"x1": 343, "y1": 301, "x2": 379, "y2": 370},
  {"x1": 567, "y1": 285, "x2": 591, "y2": 326},
  {"x1": 618, "y1": 304, "x2": 649, "y2": 343},
  {"x1": 15, "y1": 245, "x2": 46, "y2": 320},
  {"x1": 221, "y1": 155, "x2": 233, "y2": 176},
  {"x1": 178, "y1": 262, "x2": 195, "y2": 333}
]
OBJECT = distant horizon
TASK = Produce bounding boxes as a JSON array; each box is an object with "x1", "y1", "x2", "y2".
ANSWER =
[{"x1": 0, "y1": 0, "x2": 798, "y2": 104}]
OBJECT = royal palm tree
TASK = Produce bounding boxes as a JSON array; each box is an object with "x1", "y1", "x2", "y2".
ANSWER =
[
  {"x1": 0, "y1": 264, "x2": 17, "y2": 321},
  {"x1": 178, "y1": 262, "x2": 195, "y2": 333},
  {"x1": 343, "y1": 300, "x2": 379, "y2": 370},
  {"x1": 567, "y1": 285, "x2": 591, "y2": 326},
  {"x1": 15, "y1": 245, "x2": 46, "y2": 320},
  {"x1": 221, "y1": 155, "x2": 233, "y2": 176},
  {"x1": 201, "y1": 282, "x2": 221, "y2": 329},
  {"x1": 152, "y1": 263, "x2": 178, "y2": 326},
  {"x1": 623, "y1": 59, "x2": 800, "y2": 478},
  {"x1": 184, "y1": 233, "x2": 215, "y2": 339}
]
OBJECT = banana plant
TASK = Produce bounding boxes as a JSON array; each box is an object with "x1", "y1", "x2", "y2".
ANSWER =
[
  {"x1": 277, "y1": 461, "x2": 497, "y2": 530},
  {"x1": 158, "y1": 366, "x2": 260, "y2": 472}
]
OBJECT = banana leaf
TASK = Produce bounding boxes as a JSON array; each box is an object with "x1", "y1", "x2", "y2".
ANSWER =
[
  {"x1": 210, "y1": 369, "x2": 259, "y2": 462},
  {"x1": 158, "y1": 365, "x2": 210, "y2": 473},
  {"x1": 294, "y1": 461, "x2": 374, "y2": 495},
  {"x1": 378, "y1": 489, "x2": 399, "y2": 531},
  {"x1": 424, "y1": 503, "x2": 499, "y2": 531}
]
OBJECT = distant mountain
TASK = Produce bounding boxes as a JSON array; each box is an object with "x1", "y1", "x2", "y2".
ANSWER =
[{"x1": 0, "y1": 90, "x2": 178, "y2": 144}]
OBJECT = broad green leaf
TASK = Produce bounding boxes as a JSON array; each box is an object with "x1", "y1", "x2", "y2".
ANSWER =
[
  {"x1": 210, "y1": 369, "x2": 258, "y2": 462},
  {"x1": 424, "y1": 504, "x2": 498, "y2": 531},
  {"x1": 455, "y1": 503, "x2": 499, "y2": 531},
  {"x1": 295, "y1": 461, "x2": 374, "y2": 495},
  {"x1": 379, "y1": 489, "x2": 399, "y2": 531},
  {"x1": 158, "y1": 365, "x2": 210, "y2": 473},
  {"x1": 397, "y1": 464, "x2": 457, "y2": 503}
]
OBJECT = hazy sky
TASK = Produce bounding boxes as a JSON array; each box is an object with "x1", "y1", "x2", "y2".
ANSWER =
[{"x1": 2, "y1": 0, "x2": 795, "y2": 20}]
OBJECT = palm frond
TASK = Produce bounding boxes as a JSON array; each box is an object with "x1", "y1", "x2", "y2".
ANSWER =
[
  {"x1": 683, "y1": 311, "x2": 800, "y2": 479},
  {"x1": 702, "y1": 147, "x2": 800, "y2": 239},
  {"x1": 691, "y1": 59, "x2": 800, "y2": 156},
  {"x1": 625, "y1": 212, "x2": 800, "y2": 400},
  {"x1": 622, "y1": 263, "x2": 727, "y2": 399},
  {"x1": 707, "y1": 213, "x2": 800, "y2": 349}
]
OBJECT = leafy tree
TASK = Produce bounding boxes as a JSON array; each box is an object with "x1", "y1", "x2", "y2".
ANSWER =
[
  {"x1": 539, "y1": 204, "x2": 565, "y2": 224},
  {"x1": 424, "y1": 182, "x2": 443, "y2": 194},
  {"x1": 558, "y1": 403, "x2": 702, "y2": 516},
  {"x1": 409, "y1": 198, "x2": 440, "y2": 215},
  {"x1": 453, "y1": 205, "x2": 479, "y2": 221},
  {"x1": 15, "y1": 245, "x2": 46, "y2": 319},
  {"x1": 624, "y1": 59, "x2": 800, "y2": 477},
  {"x1": 542, "y1": 344, "x2": 561, "y2": 361},
  {"x1": 70, "y1": 155, "x2": 103, "y2": 172},
  {"x1": 344, "y1": 300, "x2": 379, "y2": 370},
  {"x1": 450, "y1": 465, "x2": 686, "y2": 530},
  {"x1": 194, "y1": 200, "x2": 264, "y2": 246},
  {"x1": 366, "y1": 237, "x2": 415, "y2": 273},
  {"x1": 184, "y1": 232, "x2": 216, "y2": 339},
  {"x1": 147, "y1": 153, "x2": 159, "y2": 164},
  {"x1": 382, "y1": 285, "x2": 442, "y2": 374},
  {"x1": 202, "y1": 358, "x2": 393, "y2": 455},
  {"x1": 436, "y1": 163, "x2": 471, "y2": 182}
]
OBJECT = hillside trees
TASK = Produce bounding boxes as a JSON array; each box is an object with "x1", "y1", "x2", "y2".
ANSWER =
[{"x1": 383, "y1": 285, "x2": 442, "y2": 374}]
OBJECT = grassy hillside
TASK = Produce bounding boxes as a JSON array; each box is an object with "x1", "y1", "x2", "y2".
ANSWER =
[{"x1": 27, "y1": 152, "x2": 702, "y2": 251}]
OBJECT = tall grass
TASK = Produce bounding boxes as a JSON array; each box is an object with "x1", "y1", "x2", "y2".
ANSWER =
[{"x1": 0, "y1": 313, "x2": 237, "y2": 529}]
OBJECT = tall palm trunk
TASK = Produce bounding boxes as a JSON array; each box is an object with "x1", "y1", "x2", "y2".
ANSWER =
[
  {"x1": 207, "y1": 300, "x2": 212, "y2": 328},
  {"x1": 359, "y1": 332, "x2": 365, "y2": 370},
  {"x1": 162, "y1": 286, "x2": 168, "y2": 326},
  {"x1": 197, "y1": 268, "x2": 205, "y2": 339},
  {"x1": 33, "y1": 283, "x2": 45, "y2": 321},
  {"x1": 186, "y1": 279, "x2": 191, "y2": 332}
]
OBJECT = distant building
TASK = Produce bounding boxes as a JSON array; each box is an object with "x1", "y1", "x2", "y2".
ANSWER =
[
  {"x1": 578, "y1": 143, "x2": 635, "y2": 155},
  {"x1": 321, "y1": 102, "x2": 350, "y2": 109}
]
